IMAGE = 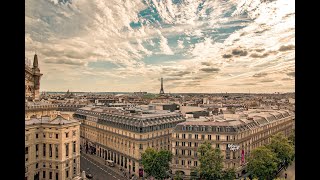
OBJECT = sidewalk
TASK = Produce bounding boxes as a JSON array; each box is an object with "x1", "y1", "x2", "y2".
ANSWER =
[
  {"x1": 277, "y1": 160, "x2": 295, "y2": 180},
  {"x1": 81, "y1": 152, "x2": 130, "y2": 179}
]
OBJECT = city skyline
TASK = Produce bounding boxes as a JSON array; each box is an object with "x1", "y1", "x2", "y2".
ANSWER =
[{"x1": 26, "y1": 0, "x2": 295, "y2": 93}]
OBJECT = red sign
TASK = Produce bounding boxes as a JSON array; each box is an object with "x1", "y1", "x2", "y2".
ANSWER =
[{"x1": 241, "y1": 149, "x2": 245, "y2": 164}]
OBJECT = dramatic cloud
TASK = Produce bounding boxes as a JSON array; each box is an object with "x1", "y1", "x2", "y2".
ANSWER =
[
  {"x1": 25, "y1": 0, "x2": 295, "y2": 93},
  {"x1": 287, "y1": 72, "x2": 295, "y2": 77},
  {"x1": 250, "y1": 52, "x2": 269, "y2": 58},
  {"x1": 200, "y1": 67, "x2": 220, "y2": 73},
  {"x1": 231, "y1": 48, "x2": 248, "y2": 56},
  {"x1": 222, "y1": 54, "x2": 233, "y2": 58},
  {"x1": 253, "y1": 72, "x2": 268, "y2": 78},
  {"x1": 279, "y1": 45, "x2": 295, "y2": 51}
]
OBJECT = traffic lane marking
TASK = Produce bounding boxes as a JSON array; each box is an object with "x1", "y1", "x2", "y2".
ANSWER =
[{"x1": 81, "y1": 156, "x2": 121, "y2": 180}]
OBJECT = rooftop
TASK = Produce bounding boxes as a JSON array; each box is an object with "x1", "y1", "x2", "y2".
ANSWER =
[{"x1": 25, "y1": 115, "x2": 79, "y2": 126}]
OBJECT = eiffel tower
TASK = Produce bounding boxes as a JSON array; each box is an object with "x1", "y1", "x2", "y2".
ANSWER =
[{"x1": 159, "y1": 77, "x2": 165, "y2": 94}]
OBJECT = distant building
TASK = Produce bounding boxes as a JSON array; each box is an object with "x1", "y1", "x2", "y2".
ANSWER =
[{"x1": 171, "y1": 109, "x2": 294, "y2": 179}]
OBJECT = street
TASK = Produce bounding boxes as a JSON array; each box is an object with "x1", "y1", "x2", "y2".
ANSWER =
[
  {"x1": 80, "y1": 155, "x2": 126, "y2": 180},
  {"x1": 277, "y1": 160, "x2": 295, "y2": 180}
]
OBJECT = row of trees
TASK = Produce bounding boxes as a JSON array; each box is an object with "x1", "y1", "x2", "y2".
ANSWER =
[
  {"x1": 247, "y1": 132, "x2": 295, "y2": 180},
  {"x1": 140, "y1": 131, "x2": 295, "y2": 180}
]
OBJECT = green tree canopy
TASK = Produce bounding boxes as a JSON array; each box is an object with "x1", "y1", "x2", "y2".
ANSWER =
[
  {"x1": 267, "y1": 133, "x2": 295, "y2": 168},
  {"x1": 288, "y1": 129, "x2": 295, "y2": 146},
  {"x1": 194, "y1": 141, "x2": 235, "y2": 180},
  {"x1": 141, "y1": 147, "x2": 173, "y2": 179},
  {"x1": 247, "y1": 146, "x2": 278, "y2": 180}
]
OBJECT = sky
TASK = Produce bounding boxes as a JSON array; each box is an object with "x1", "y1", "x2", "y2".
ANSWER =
[{"x1": 25, "y1": 0, "x2": 295, "y2": 93}]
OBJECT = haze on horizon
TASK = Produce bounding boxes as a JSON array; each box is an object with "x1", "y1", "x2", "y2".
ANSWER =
[{"x1": 25, "y1": 0, "x2": 295, "y2": 93}]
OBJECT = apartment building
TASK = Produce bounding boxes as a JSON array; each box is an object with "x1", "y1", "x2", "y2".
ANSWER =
[
  {"x1": 171, "y1": 109, "x2": 294, "y2": 178},
  {"x1": 73, "y1": 106, "x2": 186, "y2": 177},
  {"x1": 25, "y1": 115, "x2": 81, "y2": 180}
]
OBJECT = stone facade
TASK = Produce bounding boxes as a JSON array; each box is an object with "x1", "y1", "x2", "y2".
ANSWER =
[
  {"x1": 171, "y1": 109, "x2": 294, "y2": 179},
  {"x1": 73, "y1": 106, "x2": 186, "y2": 177},
  {"x1": 25, "y1": 115, "x2": 81, "y2": 180},
  {"x1": 25, "y1": 54, "x2": 43, "y2": 101}
]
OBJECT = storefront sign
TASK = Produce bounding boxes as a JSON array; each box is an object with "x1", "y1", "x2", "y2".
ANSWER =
[{"x1": 227, "y1": 144, "x2": 240, "y2": 151}]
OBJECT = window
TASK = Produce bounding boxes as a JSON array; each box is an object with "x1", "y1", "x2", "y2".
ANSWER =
[
  {"x1": 55, "y1": 145, "x2": 59, "y2": 158},
  {"x1": 182, "y1": 134, "x2": 186, "y2": 139},
  {"x1": 233, "y1": 151, "x2": 236, "y2": 159},
  {"x1": 56, "y1": 173, "x2": 58, "y2": 180},
  {"x1": 66, "y1": 170, "x2": 69, "y2": 178},
  {"x1": 36, "y1": 144, "x2": 39, "y2": 158},
  {"x1": 194, "y1": 151, "x2": 197, "y2": 157},
  {"x1": 182, "y1": 142, "x2": 185, "y2": 146},
  {"x1": 188, "y1": 134, "x2": 192, "y2": 139},
  {"x1": 195, "y1": 134, "x2": 198, "y2": 139},
  {"x1": 73, "y1": 141, "x2": 76, "y2": 153},
  {"x1": 216, "y1": 135, "x2": 220, "y2": 141},
  {"x1": 175, "y1": 149, "x2": 178, "y2": 155},
  {"x1": 43, "y1": 144, "x2": 46, "y2": 157},
  {"x1": 226, "y1": 150, "x2": 230, "y2": 159},
  {"x1": 66, "y1": 132, "x2": 69, "y2": 138},
  {"x1": 43, "y1": 171, "x2": 46, "y2": 178},
  {"x1": 73, "y1": 130, "x2": 76, "y2": 136},
  {"x1": 208, "y1": 135, "x2": 211, "y2": 140},
  {"x1": 56, "y1": 134, "x2": 59, "y2": 139},
  {"x1": 36, "y1": 134, "x2": 38, "y2": 139},
  {"x1": 195, "y1": 142, "x2": 198, "y2": 147},
  {"x1": 139, "y1": 144, "x2": 143, "y2": 150},
  {"x1": 201, "y1": 135, "x2": 205, "y2": 140},
  {"x1": 66, "y1": 143, "x2": 69, "y2": 157},
  {"x1": 194, "y1": 161, "x2": 198, "y2": 167},
  {"x1": 176, "y1": 159, "x2": 179, "y2": 165},
  {"x1": 176, "y1": 134, "x2": 179, "y2": 138},
  {"x1": 36, "y1": 163, "x2": 38, "y2": 169},
  {"x1": 43, "y1": 162, "x2": 46, "y2": 167},
  {"x1": 43, "y1": 133, "x2": 46, "y2": 138},
  {"x1": 188, "y1": 150, "x2": 192, "y2": 156},
  {"x1": 49, "y1": 172, "x2": 52, "y2": 179},
  {"x1": 181, "y1": 160, "x2": 185, "y2": 166},
  {"x1": 49, "y1": 144, "x2": 52, "y2": 158},
  {"x1": 227, "y1": 136, "x2": 229, "y2": 141},
  {"x1": 188, "y1": 142, "x2": 192, "y2": 147},
  {"x1": 188, "y1": 160, "x2": 192, "y2": 166},
  {"x1": 216, "y1": 144, "x2": 220, "y2": 148},
  {"x1": 182, "y1": 150, "x2": 185, "y2": 155},
  {"x1": 73, "y1": 167, "x2": 76, "y2": 175},
  {"x1": 176, "y1": 141, "x2": 179, "y2": 146}
]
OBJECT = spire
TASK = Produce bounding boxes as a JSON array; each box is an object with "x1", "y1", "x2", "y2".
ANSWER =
[
  {"x1": 159, "y1": 77, "x2": 164, "y2": 94},
  {"x1": 33, "y1": 53, "x2": 39, "y2": 68}
]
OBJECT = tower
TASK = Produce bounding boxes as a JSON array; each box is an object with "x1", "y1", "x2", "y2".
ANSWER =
[
  {"x1": 25, "y1": 54, "x2": 43, "y2": 101},
  {"x1": 159, "y1": 78, "x2": 164, "y2": 94}
]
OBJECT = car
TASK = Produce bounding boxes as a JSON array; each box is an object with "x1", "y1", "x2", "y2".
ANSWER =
[{"x1": 86, "y1": 173, "x2": 93, "y2": 179}]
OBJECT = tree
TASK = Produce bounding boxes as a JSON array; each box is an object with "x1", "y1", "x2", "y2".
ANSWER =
[
  {"x1": 173, "y1": 171, "x2": 183, "y2": 180},
  {"x1": 288, "y1": 129, "x2": 295, "y2": 146},
  {"x1": 267, "y1": 133, "x2": 295, "y2": 169},
  {"x1": 247, "y1": 146, "x2": 278, "y2": 180},
  {"x1": 221, "y1": 168, "x2": 236, "y2": 180},
  {"x1": 141, "y1": 147, "x2": 173, "y2": 179},
  {"x1": 196, "y1": 141, "x2": 235, "y2": 179}
]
